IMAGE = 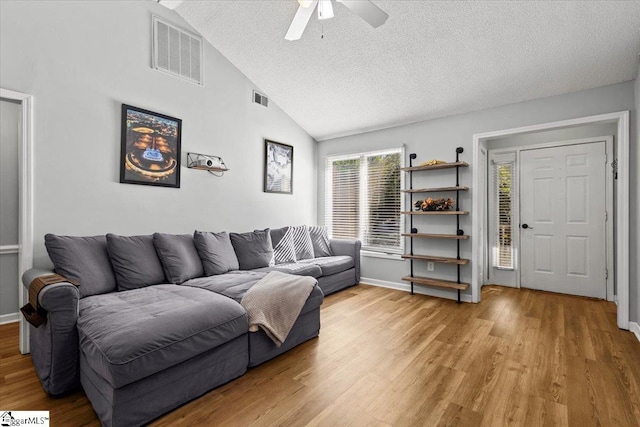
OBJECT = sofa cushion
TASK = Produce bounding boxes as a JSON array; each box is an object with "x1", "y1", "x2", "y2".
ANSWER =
[
  {"x1": 300, "y1": 255, "x2": 355, "y2": 276},
  {"x1": 106, "y1": 234, "x2": 166, "y2": 291},
  {"x1": 193, "y1": 231, "x2": 239, "y2": 276},
  {"x1": 184, "y1": 272, "x2": 324, "y2": 316},
  {"x1": 45, "y1": 234, "x2": 116, "y2": 298},
  {"x1": 153, "y1": 233, "x2": 204, "y2": 284},
  {"x1": 77, "y1": 284, "x2": 247, "y2": 389},
  {"x1": 270, "y1": 227, "x2": 296, "y2": 265},
  {"x1": 230, "y1": 229, "x2": 274, "y2": 270},
  {"x1": 290, "y1": 225, "x2": 314, "y2": 260},
  {"x1": 253, "y1": 262, "x2": 322, "y2": 279},
  {"x1": 308, "y1": 226, "x2": 332, "y2": 258}
]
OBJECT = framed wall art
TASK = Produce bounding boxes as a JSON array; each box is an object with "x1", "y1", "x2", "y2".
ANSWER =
[
  {"x1": 264, "y1": 139, "x2": 293, "y2": 194},
  {"x1": 120, "y1": 104, "x2": 182, "y2": 188}
]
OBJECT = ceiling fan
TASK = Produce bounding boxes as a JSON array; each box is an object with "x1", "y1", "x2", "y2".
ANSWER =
[{"x1": 285, "y1": 0, "x2": 389, "y2": 41}]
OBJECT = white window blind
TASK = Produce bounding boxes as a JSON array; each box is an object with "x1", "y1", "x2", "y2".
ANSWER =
[
  {"x1": 493, "y1": 159, "x2": 514, "y2": 269},
  {"x1": 325, "y1": 148, "x2": 404, "y2": 254}
]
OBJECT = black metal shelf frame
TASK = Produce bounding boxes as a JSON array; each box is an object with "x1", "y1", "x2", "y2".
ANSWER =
[{"x1": 406, "y1": 147, "x2": 466, "y2": 303}]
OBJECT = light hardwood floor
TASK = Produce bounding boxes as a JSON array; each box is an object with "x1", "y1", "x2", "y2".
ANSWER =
[{"x1": 1, "y1": 285, "x2": 639, "y2": 426}]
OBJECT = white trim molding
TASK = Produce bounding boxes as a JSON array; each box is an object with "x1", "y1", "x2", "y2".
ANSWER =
[
  {"x1": 1, "y1": 87, "x2": 34, "y2": 354},
  {"x1": 472, "y1": 111, "x2": 630, "y2": 330},
  {"x1": 0, "y1": 312, "x2": 20, "y2": 325},
  {"x1": 360, "y1": 277, "x2": 474, "y2": 303},
  {"x1": 630, "y1": 322, "x2": 640, "y2": 343},
  {"x1": 0, "y1": 245, "x2": 20, "y2": 255}
]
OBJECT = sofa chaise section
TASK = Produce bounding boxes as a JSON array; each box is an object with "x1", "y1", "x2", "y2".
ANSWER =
[{"x1": 77, "y1": 284, "x2": 248, "y2": 426}]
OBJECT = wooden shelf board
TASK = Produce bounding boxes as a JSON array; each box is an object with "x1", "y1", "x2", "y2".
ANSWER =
[
  {"x1": 401, "y1": 186, "x2": 469, "y2": 193},
  {"x1": 188, "y1": 166, "x2": 229, "y2": 172},
  {"x1": 402, "y1": 233, "x2": 469, "y2": 240},
  {"x1": 401, "y1": 211, "x2": 469, "y2": 215},
  {"x1": 401, "y1": 161, "x2": 468, "y2": 172},
  {"x1": 401, "y1": 275, "x2": 469, "y2": 291},
  {"x1": 402, "y1": 254, "x2": 469, "y2": 265}
]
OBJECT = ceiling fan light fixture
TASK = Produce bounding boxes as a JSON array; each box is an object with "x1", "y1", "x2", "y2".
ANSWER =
[
  {"x1": 318, "y1": 0, "x2": 334, "y2": 20},
  {"x1": 298, "y1": 0, "x2": 314, "y2": 8}
]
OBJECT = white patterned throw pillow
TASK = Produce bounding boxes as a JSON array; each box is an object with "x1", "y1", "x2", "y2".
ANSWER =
[
  {"x1": 271, "y1": 227, "x2": 297, "y2": 265},
  {"x1": 290, "y1": 225, "x2": 315, "y2": 260},
  {"x1": 308, "y1": 226, "x2": 332, "y2": 258}
]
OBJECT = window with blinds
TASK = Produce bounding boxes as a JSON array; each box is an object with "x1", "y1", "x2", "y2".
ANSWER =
[
  {"x1": 493, "y1": 161, "x2": 514, "y2": 269},
  {"x1": 325, "y1": 148, "x2": 403, "y2": 254}
]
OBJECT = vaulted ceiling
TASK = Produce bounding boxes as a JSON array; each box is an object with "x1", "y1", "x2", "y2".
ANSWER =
[{"x1": 173, "y1": 1, "x2": 640, "y2": 141}]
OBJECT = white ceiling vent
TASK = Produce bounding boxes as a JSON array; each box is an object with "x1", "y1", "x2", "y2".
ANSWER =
[
  {"x1": 253, "y1": 91, "x2": 269, "y2": 107},
  {"x1": 152, "y1": 16, "x2": 203, "y2": 85}
]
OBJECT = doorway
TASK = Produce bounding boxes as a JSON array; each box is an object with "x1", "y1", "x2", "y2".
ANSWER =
[
  {"x1": 487, "y1": 136, "x2": 614, "y2": 300},
  {"x1": 0, "y1": 99, "x2": 20, "y2": 323},
  {"x1": 472, "y1": 111, "x2": 630, "y2": 330},
  {"x1": 1, "y1": 88, "x2": 34, "y2": 354}
]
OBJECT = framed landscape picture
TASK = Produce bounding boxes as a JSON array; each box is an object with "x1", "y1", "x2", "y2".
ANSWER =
[
  {"x1": 264, "y1": 140, "x2": 293, "y2": 194},
  {"x1": 120, "y1": 104, "x2": 182, "y2": 188}
]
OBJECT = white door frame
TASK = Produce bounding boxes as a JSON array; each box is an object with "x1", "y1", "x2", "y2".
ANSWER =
[
  {"x1": 1, "y1": 88, "x2": 34, "y2": 353},
  {"x1": 472, "y1": 111, "x2": 630, "y2": 330}
]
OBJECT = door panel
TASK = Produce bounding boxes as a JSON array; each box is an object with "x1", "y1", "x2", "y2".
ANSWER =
[{"x1": 520, "y1": 142, "x2": 606, "y2": 298}]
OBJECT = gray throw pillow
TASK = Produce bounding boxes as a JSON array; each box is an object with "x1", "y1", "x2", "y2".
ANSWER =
[
  {"x1": 44, "y1": 234, "x2": 117, "y2": 298},
  {"x1": 153, "y1": 233, "x2": 204, "y2": 284},
  {"x1": 290, "y1": 225, "x2": 315, "y2": 260},
  {"x1": 106, "y1": 234, "x2": 166, "y2": 291},
  {"x1": 193, "y1": 231, "x2": 240, "y2": 276},
  {"x1": 230, "y1": 229, "x2": 274, "y2": 270},
  {"x1": 308, "y1": 226, "x2": 332, "y2": 257},
  {"x1": 270, "y1": 227, "x2": 297, "y2": 264}
]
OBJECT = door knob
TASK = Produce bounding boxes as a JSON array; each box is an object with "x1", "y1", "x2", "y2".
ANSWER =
[{"x1": 522, "y1": 223, "x2": 533, "y2": 229}]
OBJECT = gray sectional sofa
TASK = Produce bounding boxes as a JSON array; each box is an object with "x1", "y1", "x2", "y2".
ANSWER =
[{"x1": 22, "y1": 226, "x2": 361, "y2": 427}]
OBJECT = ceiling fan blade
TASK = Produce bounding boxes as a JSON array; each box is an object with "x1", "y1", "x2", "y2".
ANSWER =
[
  {"x1": 285, "y1": 0, "x2": 319, "y2": 41},
  {"x1": 337, "y1": 0, "x2": 388, "y2": 28}
]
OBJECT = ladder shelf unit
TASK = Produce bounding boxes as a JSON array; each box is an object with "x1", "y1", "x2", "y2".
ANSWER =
[{"x1": 402, "y1": 147, "x2": 470, "y2": 303}]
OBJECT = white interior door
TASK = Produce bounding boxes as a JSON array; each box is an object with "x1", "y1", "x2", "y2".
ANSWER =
[{"x1": 520, "y1": 142, "x2": 606, "y2": 298}]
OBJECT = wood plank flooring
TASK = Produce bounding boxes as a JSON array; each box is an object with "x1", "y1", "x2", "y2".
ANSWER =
[{"x1": 1, "y1": 285, "x2": 639, "y2": 426}]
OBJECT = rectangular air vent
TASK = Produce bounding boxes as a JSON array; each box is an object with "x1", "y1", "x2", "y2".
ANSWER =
[
  {"x1": 253, "y1": 91, "x2": 269, "y2": 107},
  {"x1": 152, "y1": 16, "x2": 203, "y2": 85}
]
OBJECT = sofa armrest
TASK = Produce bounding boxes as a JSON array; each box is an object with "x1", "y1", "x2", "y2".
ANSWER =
[
  {"x1": 329, "y1": 239, "x2": 361, "y2": 283},
  {"x1": 22, "y1": 268, "x2": 80, "y2": 395}
]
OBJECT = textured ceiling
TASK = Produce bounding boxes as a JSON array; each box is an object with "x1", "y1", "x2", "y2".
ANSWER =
[{"x1": 174, "y1": 1, "x2": 640, "y2": 141}]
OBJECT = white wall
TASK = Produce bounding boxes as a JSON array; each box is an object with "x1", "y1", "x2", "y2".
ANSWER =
[
  {"x1": 317, "y1": 81, "x2": 636, "y2": 303},
  {"x1": 0, "y1": 1, "x2": 317, "y2": 269}
]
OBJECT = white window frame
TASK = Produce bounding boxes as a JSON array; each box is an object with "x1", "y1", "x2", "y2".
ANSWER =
[{"x1": 325, "y1": 147, "x2": 405, "y2": 254}]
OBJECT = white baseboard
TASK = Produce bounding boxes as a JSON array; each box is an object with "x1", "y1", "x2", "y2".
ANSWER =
[
  {"x1": 360, "y1": 277, "x2": 473, "y2": 303},
  {"x1": 630, "y1": 322, "x2": 640, "y2": 343},
  {"x1": 0, "y1": 312, "x2": 20, "y2": 325}
]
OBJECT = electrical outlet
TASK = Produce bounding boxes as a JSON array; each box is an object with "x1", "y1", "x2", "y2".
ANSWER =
[{"x1": 427, "y1": 262, "x2": 435, "y2": 271}]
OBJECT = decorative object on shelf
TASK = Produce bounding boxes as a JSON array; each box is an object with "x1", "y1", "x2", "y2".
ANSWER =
[
  {"x1": 187, "y1": 152, "x2": 229, "y2": 176},
  {"x1": 401, "y1": 147, "x2": 470, "y2": 303},
  {"x1": 420, "y1": 159, "x2": 446, "y2": 166},
  {"x1": 120, "y1": 104, "x2": 181, "y2": 188},
  {"x1": 264, "y1": 139, "x2": 293, "y2": 194},
  {"x1": 414, "y1": 197, "x2": 455, "y2": 211}
]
